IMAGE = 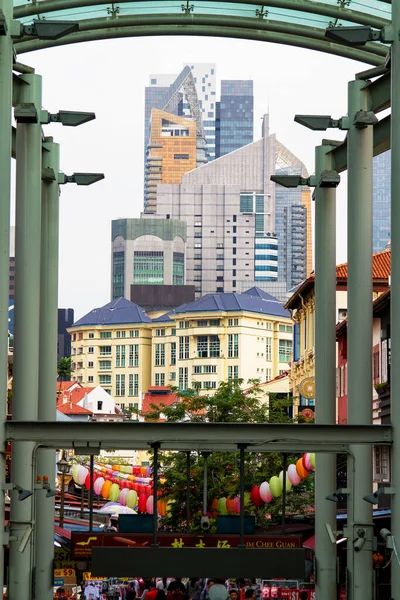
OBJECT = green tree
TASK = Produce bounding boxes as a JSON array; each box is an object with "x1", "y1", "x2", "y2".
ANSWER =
[
  {"x1": 146, "y1": 379, "x2": 314, "y2": 532},
  {"x1": 57, "y1": 356, "x2": 72, "y2": 397}
]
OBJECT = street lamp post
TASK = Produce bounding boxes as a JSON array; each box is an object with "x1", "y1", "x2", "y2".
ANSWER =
[{"x1": 57, "y1": 452, "x2": 70, "y2": 529}]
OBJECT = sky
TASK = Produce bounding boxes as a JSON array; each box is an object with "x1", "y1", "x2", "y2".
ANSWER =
[{"x1": 16, "y1": 35, "x2": 371, "y2": 320}]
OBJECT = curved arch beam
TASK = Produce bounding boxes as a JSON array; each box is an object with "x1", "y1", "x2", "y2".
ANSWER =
[
  {"x1": 15, "y1": 23, "x2": 385, "y2": 65},
  {"x1": 14, "y1": 14, "x2": 388, "y2": 60},
  {"x1": 13, "y1": 0, "x2": 391, "y2": 30}
]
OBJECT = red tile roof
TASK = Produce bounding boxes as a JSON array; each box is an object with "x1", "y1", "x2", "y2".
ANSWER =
[
  {"x1": 141, "y1": 388, "x2": 178, "y2": 417},
  {"x1": 286, "y1": 249, "x2": 391, "y2": 309},
  {"x1": 57, "y1": 403, "x2": 92, "y2": 415},
  {"x1": 336, "y1": 248, "x2": 391, "y2": 280},
  {"x1": 57, "y1": 387, "x2": 95, "y2": 409},
  {"x1": 56, "y1": 381, "x2": 81, "y2": 393}
]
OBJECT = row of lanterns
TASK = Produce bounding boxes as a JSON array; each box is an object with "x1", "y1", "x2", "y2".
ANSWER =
[{"x1": 70, "y1": 453, "x2": 315, "y2": 515}]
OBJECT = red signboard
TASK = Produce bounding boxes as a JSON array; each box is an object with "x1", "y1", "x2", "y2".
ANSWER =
[
  {"x1": 5, "y1": 441, "x2": 11, "y2": 483},
  {"x1": 72, "y1": 533, "x2": 301, "y2": 558}
]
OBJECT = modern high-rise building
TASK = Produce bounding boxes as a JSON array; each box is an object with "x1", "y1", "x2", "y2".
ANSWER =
[
  {"x1": 144, "y1": 66, "x2": 207, "y2": 213},
  {"x1": 215, "y1": 80, "x2": 254, "y2": 158},
  {"x1": 156, "y1": 115, "x2": 312, "y2": 300},
  {"x1": 144, "y1": 109, "x2": 198, "y2": 213},
  {"x1": 144, "y1": 65, "x2": 253, "y2": 170},
  {"x1": 372, "y1": 150, "x2": 391, "y2": 253},
  {"x1": 111, "y1": 217, "x2": 188, "y2": 299}
]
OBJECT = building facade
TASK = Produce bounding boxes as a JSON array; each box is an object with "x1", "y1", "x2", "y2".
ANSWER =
[
  {"x1": 156, "y1": 115, "x2": 312, "y2": 300},
  {"x1": 145, "y1": 109, "x2": 198, "y2": 213},
  {"x1": 111, "y1": 217, "x2": 187, "y2": 299},
  {"x1": 69, "y1": 288, "x2": 292, "y2": 409},
  {"x1": 68, "y1": 297, "x2": 152, "y2": 411},
  {"x1": 373, "y1": 150, "x2": 391, "y2": 253},
  {"x1": 286, "y1": 249, "x2": 391, "y2": 419},
  {"x1": 215, "y1": 80, "x2": 254, "y2": 158}
]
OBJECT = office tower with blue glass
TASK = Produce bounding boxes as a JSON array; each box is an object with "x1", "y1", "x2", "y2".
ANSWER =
[
  {"x1": 216, "y1": 80, "x2": 254, "y2": 158},
  {"x1": 372, "y1": 150, "x2": 391, "y2": 253}
]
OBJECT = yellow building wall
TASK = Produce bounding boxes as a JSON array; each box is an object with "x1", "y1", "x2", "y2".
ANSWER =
[
  {"x1": 68, "y1": 324, "x2": 152, "y2": 412},
  {"x1": 149, "y1": 311, "x2": 293, "y2": 393}
]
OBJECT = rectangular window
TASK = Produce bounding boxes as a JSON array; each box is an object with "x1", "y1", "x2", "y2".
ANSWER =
[
  {"x1": 171, "y1": 342, "x2": 176, "y2": 365},
  {"x1": 266, "y1": 337, "x2": 272, "y2": 361},
  {"x1": 88, "y1": 361, "x2": 94, "y2": 368},
  {"x1": 99, "y1": 346, "x2": 112, "y2": 356},
  {"x1": 197, "y1": 320, "x2": 208, "y2": 327},
  {"x1": 129, "y1": 330, "x2": 139, "y2": 338},
  {"x1": 179, "y1": 336, "x2": 189, "y2": 359},
  {"x1": 100, "y1": 331, "x2": 112, "y2": 339},
  {"x1": 155, "y1": 329, "x2": 166, "y2": 337},
  {"x1": 209, "y1": 319, "x2": 220, "y2": 327},
  {"x1": 265, "y1": 322, "x2": 272, "y2": 330},
  {"x1": 155, "y1": 373, "x2": 165, "y2": 386},
  {"x1": 179, "y1": 367, "x2": 188, "y2": 391},
  {"x1": 266, "y1": 368, "x2": 272, "y2": 381},
  {"x1": 228, "y1": 318, "x2": 239, "y2": 327},
  {"x1": 129, "y1": 374, "x2": 134, "y2": 396},
  {"x1": 99, "y1": 374, "x2": 111, "y2": 386},
  {"x1": 88, "y1": 375, "x2": 94, "y2": 383},
  {"x1": 99, "y1": 360, "x2": 111, "y2": 370},
  {"x1": 116, "y1": 374, "x2": 126, "y2": 396},
  {"x1": 88, "y1": 347, "x2": 94, "y2": 354},
  {"x1": 134, "y1": 374, "x2": 139, "y2": 396},
  {"x1": 88, "y1": 333, "x2": 94, "y2": 339},
  {"x1": 228, "y1": 366, "x2": 239, "y2": 379},
  {"x1": 129, "y1": 344, "x2": 139, "y2": 367},
  {"x1": 155, "y1": 343, "x2": 165, "y2": 366},
  {"x1": 194, "y1": 366, "x2": 203, "y2": 374},
  {"x1": 203, "y1": 381, "x2": 217, "y2": 389},
  {"x1": 204, "y1": 365, "x2": 217, "y2": 374},
  {"x1": 279, "y1": 339, "x2": 293, "y2": 362},
  {"x1": 279, "y1": 324, "x2": 293, "y2": 333},
  {"x1": 174, "y1": 153, "x2": 190, "y2": 160},
  {"x1": 116, "y1": 345, "x2": 126, "y2": 367},
  {"x1": 228, "y1": 334, "x2": 239, "y2": 358}
]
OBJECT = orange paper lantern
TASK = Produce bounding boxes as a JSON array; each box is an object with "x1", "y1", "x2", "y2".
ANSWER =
[{"x1": 296, "y1": 458, "x2": 308, "y2": 479}]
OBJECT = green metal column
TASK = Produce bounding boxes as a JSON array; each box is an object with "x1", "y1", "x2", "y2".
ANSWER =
[
  {"x1": 314, "y1": 143, "x2": 338, "y2": 600},
  {"x1": 347, "y1": 79, "x2": 374, "y2": 600},
  {"x1": 9, "y1": 73, "x2": 43, "y2": 600},
  {"x1": 35, "y1": 139, "x2": 60, "y2": 600},
  {"x1": 390, "y1": 3, "x2": 400, "y2": 599},
  {"x1": 0, "y1": 0, "x2": 13, "y2": 594}
]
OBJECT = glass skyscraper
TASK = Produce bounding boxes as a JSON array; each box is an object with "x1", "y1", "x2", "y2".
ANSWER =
[
  {"x1": 216, "y1": 80, "x2": 254, "y2": 158},
  {"x1": 373, "y1": 150, "x2": 391, "y2": 253}
]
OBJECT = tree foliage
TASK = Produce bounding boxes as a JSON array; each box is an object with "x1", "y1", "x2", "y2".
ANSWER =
[
  {"x1": 57, "y1": 356, "x2": 72, "y2": 395},
  {"x1": 146, "y1": 379, "x2": 314, "y2": 532}
]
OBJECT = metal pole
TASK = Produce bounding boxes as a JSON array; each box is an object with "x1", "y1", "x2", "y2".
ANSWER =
[
  {"x1": 390, "y1": 5, "x2": 400, "y2": 600},
  {"x1": 202, "y1": 453, "x2": 209, "y2": 517},
  {"x1": 35, "y1": 138, "x2": 60, "y2": 600},
  {"x1": 0, "y1": 0, "x2": 13, "y2": 593},
  {"x1": 80, "y1": 485, "x2": 84, "y2": 518},
  {"x1": 281, "y1": 453, "x2": 287, "y2": 534},
  {"x1": 9, "y1": 72, "x2": 42, "y2": 600},
  {"x1": 314, "y1": 143, "x2": 338, "y2": 600},
  {"x1": 186, "y1": 452, "x2": 191, "y2": 533},
  {"x1": 152, "y1": 444, "x2": 159, "y2": 546},
  {"x1": 89, "y1": 454, "x2": 94, "y2": 532},
  {"x1": 238, "y1": 445, "x2": 246, "y2": 548},
  {"x1": 347, "y1": 79, "x2": 374, "y2": 600},
  {"x1": 59, "y1": 473, "x2": 65, "y2": 529}
]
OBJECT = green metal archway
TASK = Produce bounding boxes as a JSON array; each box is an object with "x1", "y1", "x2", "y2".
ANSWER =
[{"x1": 12, "y1": 0, "x2": 391, "y2": 65}]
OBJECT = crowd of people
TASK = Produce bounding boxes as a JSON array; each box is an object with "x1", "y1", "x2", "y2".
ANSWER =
[{"x1": 115, "y1": 578, "x2": 259, "y2": 600}]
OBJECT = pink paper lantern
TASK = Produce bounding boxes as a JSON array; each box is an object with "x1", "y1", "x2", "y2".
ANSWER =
[
  {"x1": 259, "y1": 481, "x2": 273, "y2": 503},
  {"x1": 146, "y1": 495, "x2": 154, "y2": 514},
  {"x1": 233, "y1": 496, "x2": 241, "y2": 514},
  {"x1": 119, "y1": 488, "x2": 128, "y2": 506},
  {"x1": 287, "y1": 464, "x2": 301, "y2": 486},
  {"x1": 302, "y1": 453, "x2": 312, "y2": 472},
  {"x1": 77, "y1": 465, "x2": 88, "y2": 486},
  {"x1": 93, "y1": 477, "x2": 105, "y2": 495}
]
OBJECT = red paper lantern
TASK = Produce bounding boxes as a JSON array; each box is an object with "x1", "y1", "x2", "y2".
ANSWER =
[
  {"x1": 226, "y1": 497, "x2": 235, "y2": 514},
  {"x1": 138, "y1": 492, "x2": 147, "y2": 513},
  {"x1": 250, "y1": 485, "x2": 263, "y2": 507}
]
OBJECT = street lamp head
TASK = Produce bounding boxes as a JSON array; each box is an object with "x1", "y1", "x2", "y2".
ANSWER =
[
  {"x1": 72, "y1": 172, "x2": 105, "y2": 186},
  {"x1": 270, "y1": 174, "x2": 306, "y2": 188},
  {"x1": 23, "y1": 20, "x2": 79, "y2": 40},
  {"x1": 15, "y1": 485, "x2": 33, "y2": 501},
  {"x1": 54, "y1": 111, "x2": 96, "y2": 127},
  {"x1": 57, "y1": 456, "x2": 70, "y2": 475},
  {"x1": 294, "y1": 115, "x2": 335, "y2": 131},
  {"x1": 325, "y1": 26, "x2": 379, "y2": 46}
]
